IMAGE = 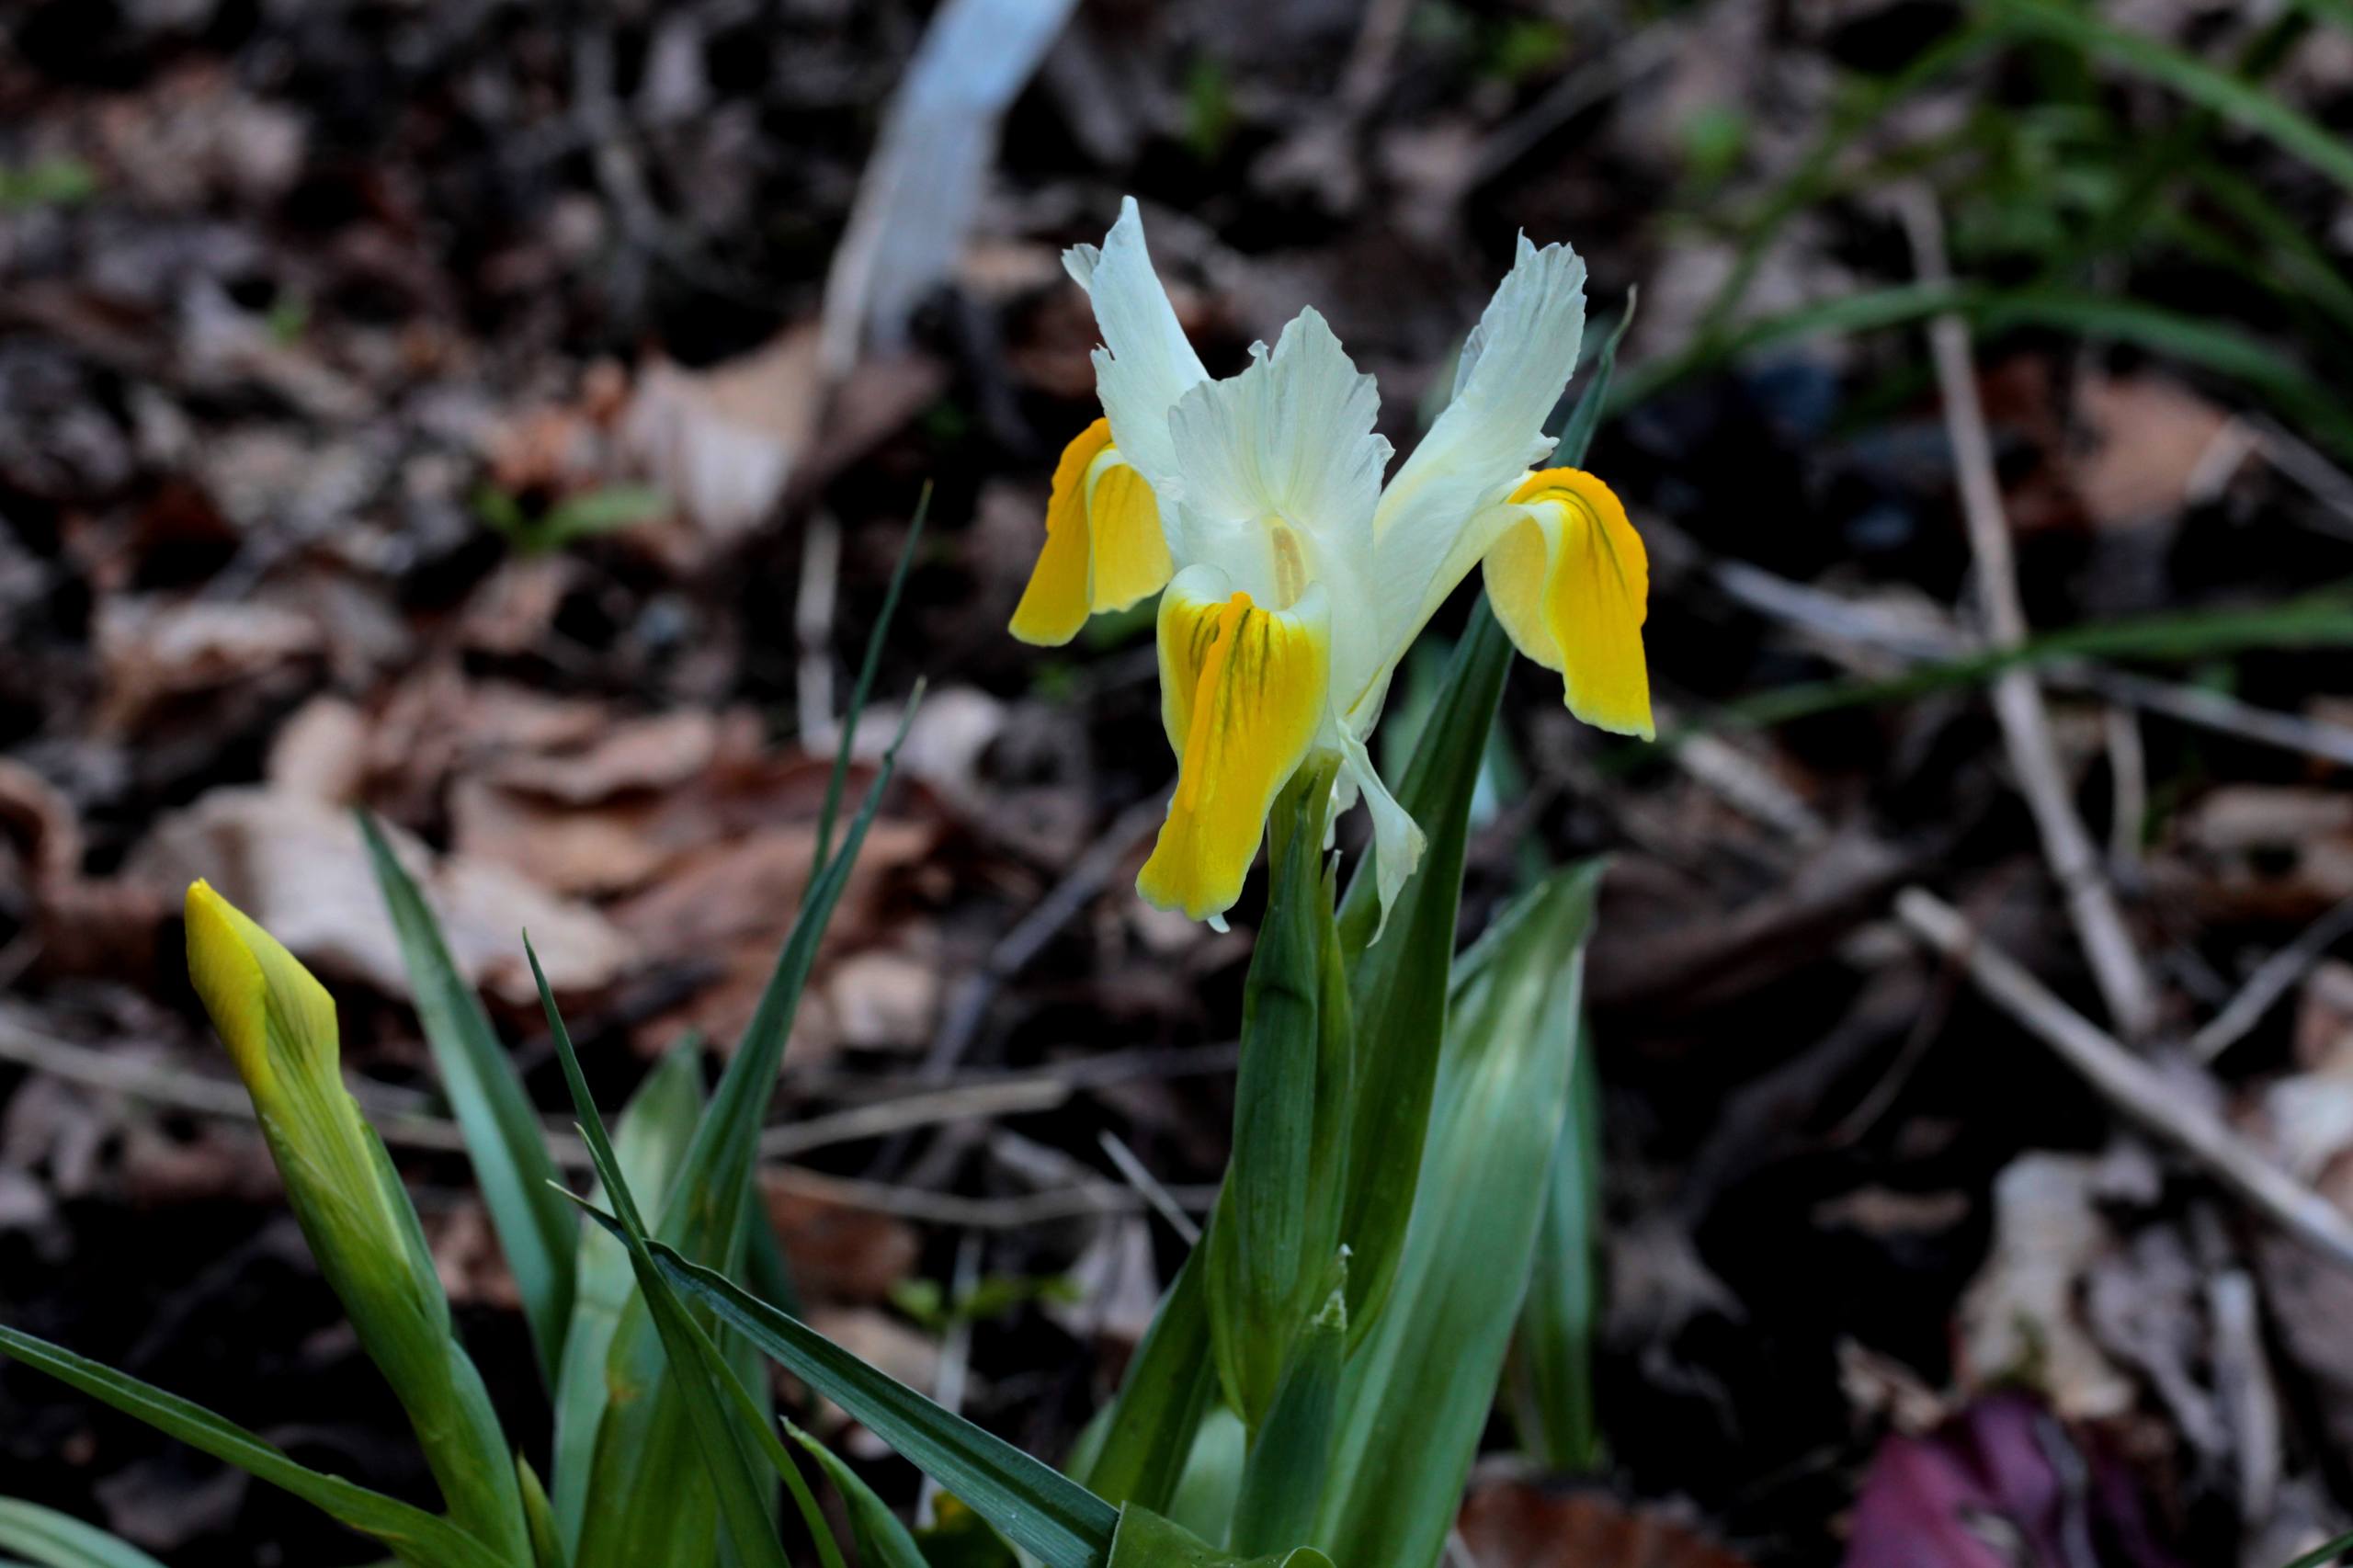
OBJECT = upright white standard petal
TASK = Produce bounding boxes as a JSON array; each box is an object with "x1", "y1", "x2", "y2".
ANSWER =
[
  {"x1": 1354, "y1": 235, "x2": 1587, "y2": 715},
  {"x1": 1164, "y1": 308, "x2": 1392, "y2": 717},
  {"x1": 1063, "y1": 197, "x2": 1209, "y2": 497}
]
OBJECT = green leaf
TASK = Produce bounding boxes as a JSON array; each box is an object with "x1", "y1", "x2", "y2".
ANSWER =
[
  {"x1": 0, "y1": 1326, "x2": 511, "y2": 1568},
  {"x1": 0, "y1": 1500, "x2": 167, "y2": 1568},
  {"x1": 574, "y1": 549, "x2": 926, "y2": 1565},
  {"x1": 917, "y1": 1496, "x2": 1022, "y2": 1568},
  {"x1": 612, "y1": 1228, "x2": 1120, "y2": 1568},
  {"x1": 1313, "y1": 862, "x2": 1604, "y2": 1568},
  {"x1": 530, "y1": 947, "x2": 793, "y2": 1568},
  {"x1": 1506, "y1": 1033, "x2": 1604, "y2": 1471},
  {"x1": 1206, "y1": 762, "x2": 1346, "y2": 1429},
  {"x1": 1331, "y1": 301, "x2": 1629, "y2": 1344},
  {"x1": 1227, "y1": 1291, "x2": 1343, "y2": 1557},
  {"x1": 362, "y1": 812, "x2": 576, "y2": 1390},
  {"x1": 814, "y1": 484, "x2": 929, "y2": 875},
  {"x1": 516, "y1": 1460, "x2": 568, "y2": 1568},
  {"x1": 551, "y1": 1042, "x2": 702, "y2": 1550},
  {"x1": 1988, "y1": 0, "x2": 2353, "y2": 196},
  {"x1": 1077, "y1": 1247, "x2": 1217, "y2": 1515},
  {"x1": 1105, "y1": 1505, "x2": 1329, "y2": 1568},
  {"x1": 788, "y1": 1421, "x2": 929, "y2": 1568},
  {"x1": 2283, "y1": 1527, "x2": 2353, "y2": 1568}
]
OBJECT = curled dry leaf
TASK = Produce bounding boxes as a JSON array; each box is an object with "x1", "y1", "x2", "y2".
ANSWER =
[
  {"x1": 133, "y1": 785, "x2": 631, "y2": 1005},
  {"x1": 1955, "y1": 1153, "x2": 2136, "y2": 1422}
]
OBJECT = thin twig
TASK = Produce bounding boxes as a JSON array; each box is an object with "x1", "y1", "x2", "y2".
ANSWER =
[
  {"x1": 0, "y1": 1011, "x2": 1195, "y2": 1225},
  {"x1": 1097, "y1": 1130, "x2": 1203, "y2": 1244},
  {"x1": 1668, "y1": 518, "x2": 2353, "y2": 770},
  {"x1": 2192, "y1": 893, "x2": 2353, "y2": 1062},
  {"x1": 1895, "y1": 888, "x2": 2353, "y2": 1271},
  {"x1": 922, "y1": 790, "x2": 1171, "y2": 1075},
  {"x1": 1899, "y1": 187, "x2": 2159, "y2": 1040}
]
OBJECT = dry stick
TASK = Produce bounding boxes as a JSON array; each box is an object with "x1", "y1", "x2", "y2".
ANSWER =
[
  {"x1": 2191, "y1": 892, "x2": 2353, "y2": 1062},
  {"x1": 1899, "y1": 187, "x2": 2161, "y2": 1040},
  {"x1": 1097, "y1": 1129, "x2": 1203, "y2": 1244},
  {"x1": 922, "y1": 790, "x2": 1172, "y2": 1076},
  {"x1": 1682, "y1": 523, "x2": 2353, "y2": 770},
  {"x1": 1895, "y1": 888, "x2": 2353, "y2": 1271},
  {"x1": 0, "y1": 1012, "x2": 1164, "y2": 1225}
]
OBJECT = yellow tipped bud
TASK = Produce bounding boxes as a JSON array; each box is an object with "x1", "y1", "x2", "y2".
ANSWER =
[{"x1": 181, "y1": 881, "x2": 529, "y2": 1560}]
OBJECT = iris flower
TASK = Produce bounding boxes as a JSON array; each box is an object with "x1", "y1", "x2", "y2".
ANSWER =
[{"x1": 1013, "y1": 199, "x2": 1651, "y2": 927}]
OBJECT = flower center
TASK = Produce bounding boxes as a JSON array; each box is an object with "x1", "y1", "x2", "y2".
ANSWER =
[{"x1": 1267, "y1": 520, "x2": 1309, "y2": 608}]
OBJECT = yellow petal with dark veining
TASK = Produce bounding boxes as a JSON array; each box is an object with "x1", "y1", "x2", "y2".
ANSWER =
[
  {"x1": 1483, "y1": 467, "x2": 1653, "y2": 739},
  {"x1": 1010, "y1": 417, "x2": 1172, "y2": 644},
  {"x1": 1139, "y1": 577, "x2": 1330, "y2": 922}
]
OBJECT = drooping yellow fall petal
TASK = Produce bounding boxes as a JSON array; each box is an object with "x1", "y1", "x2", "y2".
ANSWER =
[
  {"x1": 1139, "y1": 574, "x2": 1331, "y2": 923},
  {"x1": 1085, "y1": 460, "x2": 1173, "y2": 611},
  {"x1": 1009, "y1": 417, "x2": 1173, "y2": 644},
  {"x1": 1483, "y1": 467, "x2": 1653, "y2": 739}
]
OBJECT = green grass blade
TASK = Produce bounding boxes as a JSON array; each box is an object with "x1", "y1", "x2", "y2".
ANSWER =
[
  {"x1": 0, "y1": 1326, "x2": 511, "y2": 1568},
  {"x1": 2283, "y1": 1528, "x2": 2353, "y2": 1568},
  {"x1": 550, "y1": 1042, "x2": 702, "y2": 1549},
  {"x1": 1691, "y1": 582, "x2": 2353, "y2": 736},
  {"x1": 814, "y1": 484, "x2": 930, "y2": 876},
  {"x1": 530, "y1": 946, "x2": 793, "y2": 1568},
  {"x1": 572, "y1": 683, "x2": 922, "y2": 1565},
  {"x1": 787, "y1": 1422, "x2": 928, "y2": 1568},
  {"x1": 1313, "y1": 863, "x2": 1604, "y2": 1568},
  {"x1": 1990, "y1": 0, "x2": 2353, "y2": 196},
  {"x1": 1078, "y1": 1246, "x2": 1217, "y2": 1514},
  {"x1": 361, "y1": 813, "x2": 575, "y2": 1390},
  {"x1": 618, "y1": 1229, "x2": 1120, "y2": 1568},
  {"x1": 516, "y1": 1460, "x2": 567, "y2": 1568},
  {"x1": 1506, "y1": 1033, "x2": 1604, "y2": 1471},
  {"x1": 0, "y1": 1500, "x2": 167, "y2": 1568}
]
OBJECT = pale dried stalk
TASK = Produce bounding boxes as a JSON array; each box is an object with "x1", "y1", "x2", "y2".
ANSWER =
[
  {"x1": 1897, "y1": 888, "x2": 2353, "y2": 1272},
  {"x1": 1898, "y1": 187, "x2": 2160, "y2": 1040}
]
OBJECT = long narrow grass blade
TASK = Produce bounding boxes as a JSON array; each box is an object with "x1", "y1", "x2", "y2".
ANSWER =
[
  {"x1": 530, "y1": 946, "x2": 793, "y2": 1568},
  {"x1": 1989, "y1": 0, "x2": 2353, "y2": 195},
  {"x1": 550, "y1": 1042, "x2": 701, "y2": 1548},
  {"x1": 2283, "y1": 1528, "x2": 2353, "y2": 1568},
  {"x1": 1313, "y1": 863, "x2": 1604, "y2": 1568},
  {"x1": 0, "y1": 1326, "x2": 510, "y2": 1568},
  {"x1": 1506, "y1": 1032, "x2": 1604, "y2": 1471},
  {"x1": 1694, "y1": 582, "x2": 2353, "y2": 736},
  {"x1": 813, "y1": 485, "x2": 930, "y2": 876},
  {"x1": 788, "y1": 1422, "x2": 928, "y2": 1568},
  {"x1": 616, "y1": 1229, "x2": 1120, "y2": 1568},
  {"x1": 1078, "y1": 1246, "x2": 1217, "y2": 1514},
  {"x1": 573, "y1": 684, "x2": 923, "y2": 1564},
  {"x1": 0, "y1": 1500, "x2": 167, "y2": 1568},
  {"x1": 361, "y1": 814, "x2": 575, "y2": 1389}
]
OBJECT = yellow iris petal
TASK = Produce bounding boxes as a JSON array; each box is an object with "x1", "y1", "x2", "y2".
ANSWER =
[
  {"x1": 1009, "y1": 417, "x2": 1174, "y2": 645},
  {"x1": 1483, "y1": 467, "x2": 1653, "y2": 739},
  {"x1": 1139, "y1": 581, "x2": 1331, "y2": 923}
]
